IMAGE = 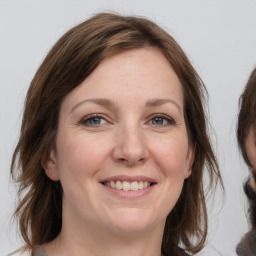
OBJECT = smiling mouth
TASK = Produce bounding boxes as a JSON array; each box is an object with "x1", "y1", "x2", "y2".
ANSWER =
[{"x1": 102, "y1": 181, "x2": 154, "y2": 191}]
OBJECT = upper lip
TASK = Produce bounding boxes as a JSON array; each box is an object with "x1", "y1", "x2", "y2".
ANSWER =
[{"x1": 100, "y1": 175, "x2": 157, "y2": 183}]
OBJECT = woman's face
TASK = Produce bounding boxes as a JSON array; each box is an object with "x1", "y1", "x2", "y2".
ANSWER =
[
  {"x1": 246, "y1": 125, "x2": 256, "y2": 190},
  {"x1": 246, "y1": 126, "x2": 256, "y2": 171},
  {"x1": 45, "y1": 47, "x2": 194, "y2": 236}
]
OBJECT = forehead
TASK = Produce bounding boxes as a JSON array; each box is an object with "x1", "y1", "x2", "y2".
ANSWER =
[{"x1": 61, "y1": 47, "x2": 184, "y2": 110}]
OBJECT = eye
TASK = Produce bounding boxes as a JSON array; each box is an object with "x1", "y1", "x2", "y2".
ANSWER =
[
  {"x1": 149, "y1": 114, "x2": 175, "y2": 126},
  {"x1": 80, "y1": 114, "x2": 108, "y2": 127}
]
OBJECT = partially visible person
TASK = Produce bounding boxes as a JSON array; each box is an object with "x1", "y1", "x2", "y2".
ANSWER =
[{"x1": 236, "y1": 68, "x2": 256, "y2": 256}]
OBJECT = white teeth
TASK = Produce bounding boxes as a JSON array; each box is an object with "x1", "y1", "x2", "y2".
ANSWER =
[
  {"x1": 143, "y1": 181, "x2": 148, "y2": 189},
  {"x1": 104, "y1": 180, "x2": 151, "y2": 191},
  {"x1": 110, "y1": 181, "x2": 116, "y2": 189},
  {"x1": 138, "y1": 181, "x2": 144, "y2": 190},
  {"x1": 116, "y1": 181, "x2": 122, "y2": 190},
  {"x1": 123, "y1": 181, "x2": 131, "y2": 191},
  {"x1": 130, "y1": 181, "x2": 138, "y2": 191}
]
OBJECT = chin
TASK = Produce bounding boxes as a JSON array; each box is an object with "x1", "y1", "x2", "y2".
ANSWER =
[{"x1": 104, "y1": 208, "x2": 165, "y2": 234}]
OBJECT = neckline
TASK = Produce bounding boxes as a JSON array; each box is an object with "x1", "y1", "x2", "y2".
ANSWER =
[{"x1": 32, "y1": 245, "x2": 48, "y2": 256}]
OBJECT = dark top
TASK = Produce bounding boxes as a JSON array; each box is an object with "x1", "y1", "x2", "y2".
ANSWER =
[
  {"x1": 236, "y1": 230, "x2": 256, "y2": 256},
  {"x1": 32, "y1": 246, "x2": 47, "y2": 256},
  {"x1": 236, "y1": 180, "x2": 256, "y2": 256},
  {"x1": 31, "y1": 245, "x2": 190, "y2": 256}
]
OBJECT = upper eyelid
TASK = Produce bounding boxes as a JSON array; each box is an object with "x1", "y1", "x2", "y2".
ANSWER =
[
  {"x1": 149, "y1": 113, "x2": 172, "y2": 118},
  {"x1": 79, "y1": 114, "x2": 109, "y2": 125},
  {"x1": 148, "y1": 113, "x2": 175, "y2": 121},
  {"x1": 147, "y1": 113, "x2": 176, "y2": 125}
]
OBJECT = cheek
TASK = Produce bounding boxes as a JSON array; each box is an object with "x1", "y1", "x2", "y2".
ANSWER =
[
  {"x1": 150, "y1": 135, "x2": 189, "y2": 177},
  {"x1": 247, "y1": 148, "x2": 256, "y2": 170},
  {"x1": 246, "y1": 139, "x2": 256, "y2": 169},
  {"x1": 150, "y1": 136, "x2": 189, "y2": 216},
  {"x1": 55, "y1": 133, "x2": 111, "y2": 181}
]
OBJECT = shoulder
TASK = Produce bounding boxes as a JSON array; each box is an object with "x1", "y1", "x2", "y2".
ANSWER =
[
  {"x1": 32, "y1": 246, "x2": 48, "y2": 256},
  {"x1": 236, "y1": 230, "x2": 256, "y2": 256},
  {"x1": 8, "y1": 245, "x2": 47, "y2": 256},
  {"x1": 8, "y1": 250, "x2": 31, "y2": 256}
]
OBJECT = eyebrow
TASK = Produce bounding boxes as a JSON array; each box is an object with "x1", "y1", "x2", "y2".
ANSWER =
[
  {"x1": 70, "y1": 98, "x2": 182, "y2": 114},
  {"x1": 145, "y1": 98, "x2": 182, "y2": 114},
  {"x1": 70, "y1": 98, "x2": 115, "y2": 114}
]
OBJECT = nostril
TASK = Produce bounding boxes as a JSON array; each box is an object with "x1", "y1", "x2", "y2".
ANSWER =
[
  {"x1": 117, "y1": 157, "x2": 145, "y2": 165},
  {"x1": 118, "y1": 158, "x2": 127, "y2": 163}
]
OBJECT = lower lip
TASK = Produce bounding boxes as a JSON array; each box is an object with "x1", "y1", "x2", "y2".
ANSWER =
[{"x1": 101, "y1": 183, "x2": 155, "y2": 198}]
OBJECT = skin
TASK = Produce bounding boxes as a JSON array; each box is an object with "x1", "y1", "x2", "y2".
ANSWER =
[
  {"x1": 43, "y1": 47, "x2": 194, "y2": 256},
  {"x1": 246, "y1": 125, "x2": 256, "y2": 192}
]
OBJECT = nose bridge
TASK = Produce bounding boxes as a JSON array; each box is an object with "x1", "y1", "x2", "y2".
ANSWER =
[
  {"x1": 113, "y1": 119, "x2": 148, "y2": 165},
  {"x1": 124, "y1": 122, "x2": 144, "y2": 151}
]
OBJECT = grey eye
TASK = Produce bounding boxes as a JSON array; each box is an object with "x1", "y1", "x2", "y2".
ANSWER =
[
  {"x1": 151, "y1": 117, "x2": 166, "y2": 125},
  {"x1": 88, "y1": 117, "x2": 103, "y2": 125},
  {"x1": 150, "y1": 115, "x2": 174, "y2": 126},
  {"x1": 81, "y1": 115, "x2": 107, "y2": 126}
]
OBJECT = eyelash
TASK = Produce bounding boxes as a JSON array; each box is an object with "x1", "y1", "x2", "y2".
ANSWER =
[
  {"x1": 79, "y1": 114, "x2": 108, "y2": 127},
  {"x1": 148, "y1": 114, "x2": 176, "y2": 127},
  {"x1": 79, "y1": 113, "x2": 175, "y2": 128}
]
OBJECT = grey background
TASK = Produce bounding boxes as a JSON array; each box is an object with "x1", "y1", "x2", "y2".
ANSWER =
[{"x1": 1, "y1": 0, "x2": 256, "y2": 255}]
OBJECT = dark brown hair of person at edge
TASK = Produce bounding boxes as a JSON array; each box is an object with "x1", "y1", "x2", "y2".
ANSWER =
[
  {"x1": 236, "y1": 68, "x2": 256, "y2": 255},
  {"x1": 237, "y1": 68, "x2": 256, "y2": 222},
  {"x1": 11, "y1": 12, "x2": 223, "y2": 256}
]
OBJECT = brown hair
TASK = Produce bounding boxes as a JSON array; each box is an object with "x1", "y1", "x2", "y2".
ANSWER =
[
  {"x1": 237, "y1": 68, "x2": 256, "y2": 167},
  {"x1": 11, "y1": 13, "x2": 222, "y2": 256},
  {"x1": 236, "y1": 68, "x2": 256, "y2": 253}
]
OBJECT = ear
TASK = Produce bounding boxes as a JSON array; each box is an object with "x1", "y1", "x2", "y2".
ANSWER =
[
  {"x1": 184, "y1": 144, "x2": 195, "y2": 179},
  {"x1": 41, "y1": 148, "x2": 59, "y2": 181}
]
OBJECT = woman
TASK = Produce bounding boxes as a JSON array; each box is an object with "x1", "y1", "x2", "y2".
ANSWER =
[
  {"x1": 11, "y1": 13, "x2": 222, "y2": 256},
  {"x1": 236, "y1": 68, "x2": 256, "y2": 256}
]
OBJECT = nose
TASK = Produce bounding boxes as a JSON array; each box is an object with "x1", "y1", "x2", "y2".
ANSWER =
[{"x1": 112, "y1": 124, "x2": 149, "y2": 166}]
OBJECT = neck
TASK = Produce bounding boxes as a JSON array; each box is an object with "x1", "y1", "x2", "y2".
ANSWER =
[{"x1": 43, "y1": 213, "x2": 164, "y2": 256}]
